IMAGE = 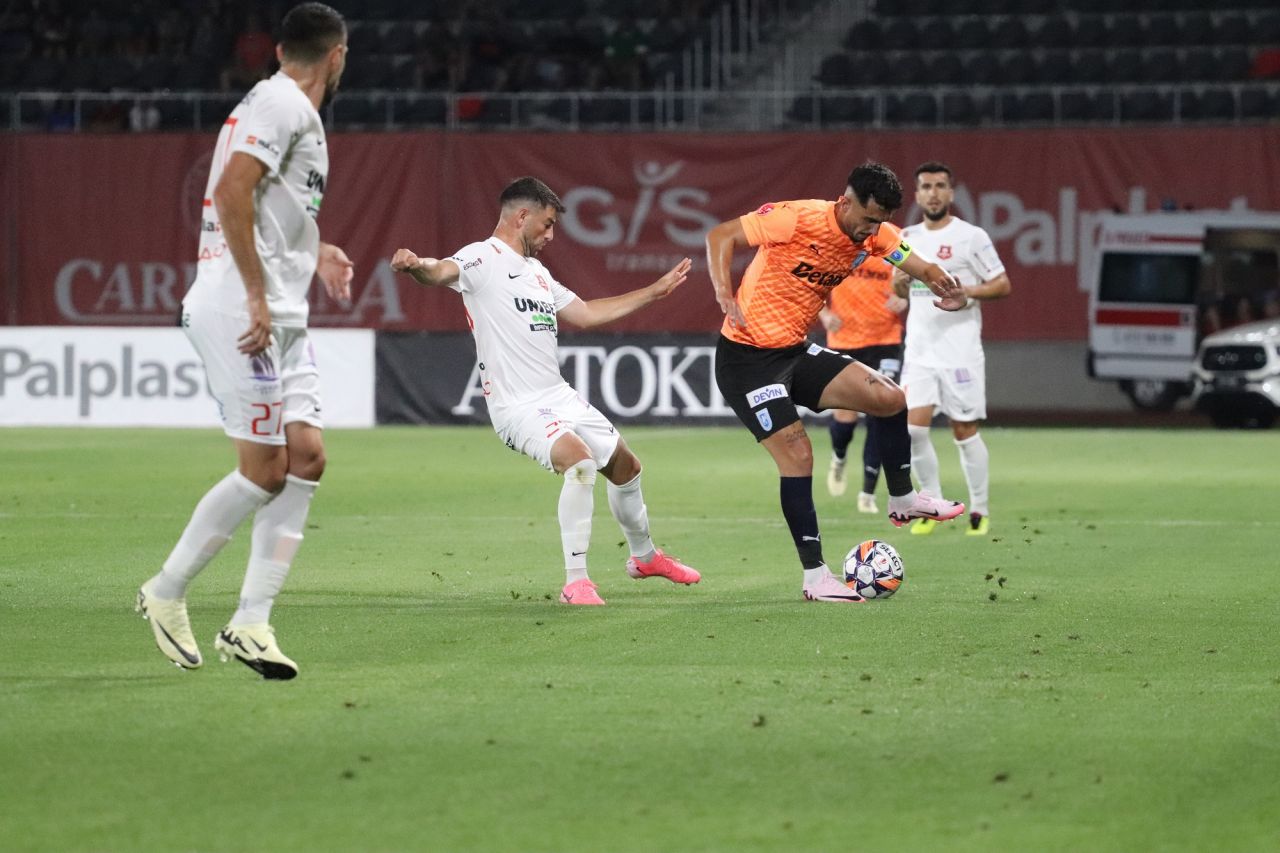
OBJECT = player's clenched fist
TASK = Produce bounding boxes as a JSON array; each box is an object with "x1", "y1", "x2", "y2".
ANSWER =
[{"x1": 389, "y1": 248, "x2": 421, "y2": 272}]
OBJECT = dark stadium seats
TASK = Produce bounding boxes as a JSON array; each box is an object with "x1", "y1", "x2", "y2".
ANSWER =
[
  {"x1": 332, "y1": 94, "x2": 376, "y2": 128},
  {"x1": 821, "y1": 93, "x2": 876, "y2": 123},
  {"x1": 397, "y1": 93, "x2": 447, "y2": 126},
  {"x1": 1179, "y1": 88, "x2": 1237, "y2": 122},
  {"x1": 941, "y1": 91, "x2": 979, "y2": 124},
  {"x1": 1239, "y1": 86, "x2": 1277, "y2": 119},
  {"x1": 1108, "y1": 51, "x2": 1144, "y2": 84},
  {"x1": 990, "y1": 17, "x2": 1029, "y2": 49},
  {"x1": 1108, "y1": 16, "x2": 1146, "y2": 47},
  {"x1": 1121, "y1": 90, "x2": 1175, "y2": 123},
  {"x1": 3, "y1": 0, "x2": 1274, "y2": 132},
  {"x1": 884, "y1": 93, "x2": 937, "y2": 125},
  {"x1": 1034, "y1": 16, "x2": 1074, "y2": 49},
  {"x1": 1060, "y1": 90, "x2": 1116, "y2": 123},
  {"x1": 1139, "y1": 50, "x2": 1179, "y2": 84},
  {"x1": 157, "y1": 98, "x2": 195, "y2": 130}
]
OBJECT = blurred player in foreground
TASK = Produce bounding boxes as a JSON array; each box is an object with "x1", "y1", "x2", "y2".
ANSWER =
[
  {"x1": 819, "y1": 256, "x2": 907, "y2": 513},
  {"x1": 137, "y1": 3, "x2": 353, "y2": 679},
  {"x1": 705, "y1": 163, "x2": 965, "y2": 603},
  {"x1": 390, "y1": 177, "x2": 700, "y2": 606},
  {"x1": 895, "y1": 161, "x2": 1011, "y2": 537}
]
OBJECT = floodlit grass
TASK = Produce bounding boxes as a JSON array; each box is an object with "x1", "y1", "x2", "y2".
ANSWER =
[{"x1": 1, "y1": 425, "x2": 1278, "y2": 852}]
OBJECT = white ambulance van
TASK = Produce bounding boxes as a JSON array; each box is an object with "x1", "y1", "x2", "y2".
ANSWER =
[{"x1": 1084, "y1": 212, "x2": 1280, "y2": 411}]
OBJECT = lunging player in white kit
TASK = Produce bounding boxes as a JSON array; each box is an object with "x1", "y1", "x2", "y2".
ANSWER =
[
  {"x1": 390, "y1": 177, "x2": 701, "y2": 606},
  {"x1": 894, "y1": 161, "x2": 1012, "y2": 537},
  {"x1": 136, "y1": 3, "x2": 353, "y2": 679}
]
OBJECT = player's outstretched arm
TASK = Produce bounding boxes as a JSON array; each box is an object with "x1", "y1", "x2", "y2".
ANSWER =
[
  {"x1": 965, "y1": 271, "x2": 1012, "y2": 302},
  {"x1": 558, "y1": 257, "x2": 692, "y2": 329},
  {"x1": 898, "y1": 253, "x2": 967, "y2": 312},
  {"x1": 389, "y1": 249, "x2": 461, "y2": 288},
  {"x1": 705, "y1": 218, "x2": 749, "y2": 330}
]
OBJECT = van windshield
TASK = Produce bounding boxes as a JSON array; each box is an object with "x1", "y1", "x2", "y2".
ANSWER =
[{"x1": 1098, "y1": 253, "x2": 1200, "y2": 304}]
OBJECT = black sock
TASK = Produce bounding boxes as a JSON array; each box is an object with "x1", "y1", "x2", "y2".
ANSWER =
[
  {"x1": 828, "y1": 419, "x2": 855, "y2": 461},
  {"x1": 779, "y1": 476, "x2": 824, "y2": 570},
  {"x1": 861, "y1": 415, "x2": 882, "y2": 493},
  {"x1": 874, "y1": 409, "x2": 914, "y2": 496}
]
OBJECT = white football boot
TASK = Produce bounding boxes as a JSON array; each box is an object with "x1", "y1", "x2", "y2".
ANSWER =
[
  {"x1": 136, "y1": 579, "x2": 202, "y2": 669},
  {"x1": 214, "y1": 623, "x2": 298, "y2": 680}
]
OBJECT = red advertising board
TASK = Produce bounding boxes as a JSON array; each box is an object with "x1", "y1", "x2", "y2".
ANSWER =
[{"x1": 5, "y1": 127, "x2": 1278, "y2": 339}]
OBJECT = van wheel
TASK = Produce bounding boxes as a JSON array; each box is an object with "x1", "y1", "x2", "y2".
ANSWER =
[{"x1": 1120, "y1": 379, "x2": 1185, "y2": 411}]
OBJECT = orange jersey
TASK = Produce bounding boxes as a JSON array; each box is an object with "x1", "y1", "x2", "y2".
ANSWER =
[
  {"x1": 826, "y1": 257, "x2": 904, "y2": 349},
  {"x1": 724, "y1": 199, "x2": 909, "y2": 349}
]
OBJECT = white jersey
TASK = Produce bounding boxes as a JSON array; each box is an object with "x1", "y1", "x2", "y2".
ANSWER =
[
  {"x1": 449, "y1": 238, "x2": 580, "y2": 411},
  {"x1": 902, "y1": 216, "x2": 1005, "y2": 366},
  {"x1": 184, "y1": 71, "x2": 329, "y2": 328}
]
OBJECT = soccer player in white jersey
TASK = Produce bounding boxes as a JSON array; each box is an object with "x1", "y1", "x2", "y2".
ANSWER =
[
  {"x1": 389, "y1": 177, "x2": 701, "y2": 606},
  {"x1": 136, "y1": 3, "x2": 353, "y2": 679},
  {"x1": 895, "y1": 161, "x2": 1012, "y2": 537}
]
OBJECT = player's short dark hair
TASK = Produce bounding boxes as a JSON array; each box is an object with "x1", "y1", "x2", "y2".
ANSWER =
[
  {"x1": 914, "y1": 161, "x2": 954, "y2": 183},
  {"x1": 279, "y1": 3, "x2": 346, "y2": 64},
  {"x1": 500, "y1": 177, "x2": 565, "y2": 213},
  {"x1": 846, "y1": 163, "x2": 903, "y2": 211}
]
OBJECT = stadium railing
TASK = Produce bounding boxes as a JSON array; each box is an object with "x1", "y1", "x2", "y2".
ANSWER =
[{"x1": 5, "y1": 82, "x2": 1277, "y2": 133}]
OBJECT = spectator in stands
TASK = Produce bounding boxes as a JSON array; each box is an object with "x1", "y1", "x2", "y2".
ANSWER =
[
  {"x1": 603, "y1": 14, "x2": 650, "y2": 89},
  {"x1": 1249, "y1": 48, "x2": 1280, "y2": 79},
  {"x1": 129, "y1": 97, "x2": 160, "y2": 131},
  {"x1": 45, "y1": 98, "x2": 76, "y2": 132},
  {"x1": 32, "y1": 0, "x2": 72, "y2": 59}
]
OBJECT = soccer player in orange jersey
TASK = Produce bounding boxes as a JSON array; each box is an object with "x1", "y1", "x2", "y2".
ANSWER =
[
  {"x1": 819, "y1": 256, "x2": 907, "y2": 513},
  {"x1": 705, "y1": 163, "x2": 966, "y2": 602}
]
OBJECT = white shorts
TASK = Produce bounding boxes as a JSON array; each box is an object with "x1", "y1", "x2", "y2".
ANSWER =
[
  {"x1": 183, "y1": 307, "x2": 322, "y2": 445},
  {"x1": 903, "y1": 361, "x2": 987, "y2": 422},
  {"x1": 490, "y1": 384, "x2": 620, "y2": 472}
]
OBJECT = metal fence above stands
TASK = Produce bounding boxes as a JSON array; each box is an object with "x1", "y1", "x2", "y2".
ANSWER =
[{"x1": 5, "y1": 83, "x2": 1279, "y2": 133}]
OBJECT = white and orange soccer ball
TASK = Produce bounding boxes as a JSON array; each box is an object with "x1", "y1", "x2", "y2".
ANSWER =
[{"x1": 842, "y1": 539, "x2": 904, "y2": 600}]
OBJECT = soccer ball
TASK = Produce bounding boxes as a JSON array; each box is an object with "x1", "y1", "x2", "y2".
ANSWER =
[{"x1": 842, "y1": 539, "x2": 904, "y2": 600}]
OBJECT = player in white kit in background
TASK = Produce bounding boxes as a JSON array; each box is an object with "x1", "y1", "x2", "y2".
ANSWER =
[
  {"x1": 390, "y1": 177, "x2": 701, "y2": 605},
  {"x1": 137, "y1": 3, "x2": 354, "y2": 679},
  {"x1": 895, "y1": 161, "x2": 1012, "y2": 538}
]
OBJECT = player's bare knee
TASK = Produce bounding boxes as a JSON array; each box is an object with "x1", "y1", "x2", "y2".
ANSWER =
[
  {"x1": 550, "y1": 432, "x2": 594, "y2": 475},
  {"x1": 603, "y1": 443, "x2": 641, "y2": 484},
  {"x1": 243, "y1": 460, "x2": 288, "y2": 494},
  {"x1": 290, "y1": 448, "x2": 326, "y2": 482},
  {"x1": 867, "y1": 385, "x2": 905, "y2": 417}
]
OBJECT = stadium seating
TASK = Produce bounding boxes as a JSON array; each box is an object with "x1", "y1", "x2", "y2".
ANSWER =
[{"x1": 2, "y1": 0, "x2": 1276, "y2": 130}]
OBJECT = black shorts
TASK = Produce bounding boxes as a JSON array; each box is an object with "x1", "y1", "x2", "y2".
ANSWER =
[
  {"x1": 715, "y1": 335, "x2": 855, "y2": 441},
  {"x1": 834, "y1": 343, "x2": 904, "y2": 383}
]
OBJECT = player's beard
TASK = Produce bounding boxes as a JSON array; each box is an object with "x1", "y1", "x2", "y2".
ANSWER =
[
  {"x1": 320, "y1": 71, "x2": 341, "y2": 111},
  {"x1": 924, "y1": 204, "x2": 950, "y2": 222}
]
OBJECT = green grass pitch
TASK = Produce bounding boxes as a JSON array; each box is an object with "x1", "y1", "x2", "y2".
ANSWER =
[{"x1": 1, "y1": 425, "x2": 1278, "y2": 852}]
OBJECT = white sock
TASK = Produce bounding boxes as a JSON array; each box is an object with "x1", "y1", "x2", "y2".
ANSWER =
[
  {"x1": 955, "y1": 433, "x2": 990, "y2": 516},
  {"x1": 908, "y1": 424, "x2": 942, "y2": 496},
  {"x1": 231, "y1": 474, "x2": 318, "y2": 626},
  {"x1": 152, "y1": 470, "x2": 273, "y2": 599},
  {"x1": 559, "y1": 460, "x2": 596, "y2": 584},
  {"x1": 606, "y1": 473, "x2": 656, "y2": 562},
  {"x1": 802, "y1": 564, "x2": 830, "y2": 585}
]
